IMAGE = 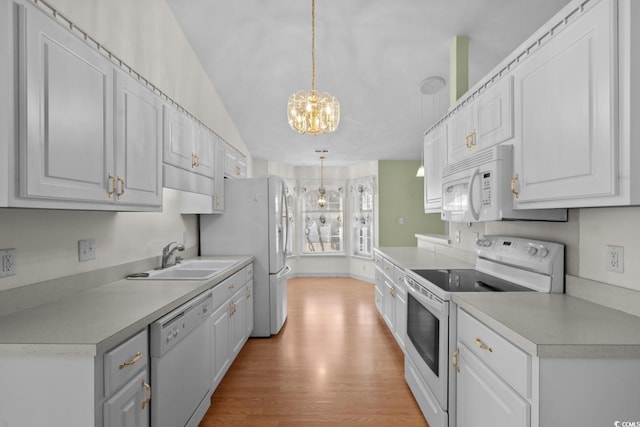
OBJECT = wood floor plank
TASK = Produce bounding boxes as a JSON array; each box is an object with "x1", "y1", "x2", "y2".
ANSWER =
[{"x1": 199, "y1": 276, "x2": 428, "y2": 426}]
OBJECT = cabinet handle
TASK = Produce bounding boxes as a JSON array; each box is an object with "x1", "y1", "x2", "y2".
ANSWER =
[
  {"x1": 192, "y1": 153, "x2": 200, "y2": 168},
  {"x1": 390, "y1": 286, "x2": 396, "y2": 298},
  {"x1": 119, "y1": 351, "x2": 142, "y2": 369},
  {"x1": 107, "y1": 173, "x2": 117, "y2": 198},
  {"x1": 116, "y1": 176, "x2": 125, "y2": 200},
  {"x1": 465, "y1": 131, "x2": 476, "y2": 149},
  {"x1": 247, "y1": 288, "x2": 252, "y2": 299},
  {"x1": 141, "y1": 379, "x2": 151, "y2": 410},
  {"x1": 452, "y1": 347, "x2": 460, "y2": 372},
  {"x1": 215, "y1": 195, "x2": 221, "y2": 207},
  {"x1": 510, "y1": 174, "x2": 520, "y2": 199},
  {"x1": 228, "y1": 284, "x2": 236, "y2": 290},
  {"x1": 229, "y1": 301, "x2": 236, "y2": 317},
  {"x1": 474, "y1": 337, "x2": 493, "y2": 352},
  {"x1": 247, "y1": 269, "x2": 253, "y2": 277},
  {"x1": 236, "y1": 165, "x2": 241, "y2": 176}
]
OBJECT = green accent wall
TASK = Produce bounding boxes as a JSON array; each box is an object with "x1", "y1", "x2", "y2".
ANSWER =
[
  {"x1": 450, "y1": 35, "x2": 469, "y2": 105},
  {"x1": 378, "y1": 160, "x2": 445, "y2": 246}
]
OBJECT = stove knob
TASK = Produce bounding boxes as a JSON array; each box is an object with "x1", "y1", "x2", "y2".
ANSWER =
[
  {"x1": 528, "y1": 246, "x2": 538, "y2": 256},
  {"x1": 539, "y1": 247, "x2": 549, "y2": 258}
]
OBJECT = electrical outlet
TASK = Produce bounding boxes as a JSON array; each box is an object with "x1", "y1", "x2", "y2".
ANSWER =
[
  {"x1": 0, "y1": 248, "x2": 16, "y2": 278},
  {"x1": 607, "y1": 245, "x2": 624, "y2": 273},
  {"x1": 78, "y1": 239, "x2": 96, "y2": 262}
]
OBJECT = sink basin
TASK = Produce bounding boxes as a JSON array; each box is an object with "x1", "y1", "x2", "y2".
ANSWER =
[
  {"x1": 179, "y1": 259, "x2": 237, "y2": 269},
  {"x1": 147, "y1": 268, "x2": 221, "y2": 280},
  {"x1": 127, "y1": 258, "x2": 238, "y2": 281}
]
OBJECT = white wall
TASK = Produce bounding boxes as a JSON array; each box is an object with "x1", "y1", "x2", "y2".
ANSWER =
[
  {"x1": 449, "y1": 206, "x2": 640, "y2": 295},
  {"x1": 0, "y1": 0, "x2": 246, "y2": 292}
]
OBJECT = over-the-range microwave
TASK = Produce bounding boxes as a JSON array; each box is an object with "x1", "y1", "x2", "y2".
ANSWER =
[{"x1": 440, "y1": 145, "x2": 567, "y2": 223}]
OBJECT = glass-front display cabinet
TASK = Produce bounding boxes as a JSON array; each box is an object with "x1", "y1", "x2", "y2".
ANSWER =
[
  {"x1": 300, "y1": 179, "x2": 345, "y2": 255},
  {"x1": 350, "y1": 176, "x2": 375, "y2": 259},
  {"x1": 284, "y1": 179, "x2": 297, "y2": 257}
]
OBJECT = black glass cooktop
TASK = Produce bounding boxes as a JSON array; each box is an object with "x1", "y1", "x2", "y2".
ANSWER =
[{"x1": 410, "y1": 269, "x2": 533, "y2": 293}]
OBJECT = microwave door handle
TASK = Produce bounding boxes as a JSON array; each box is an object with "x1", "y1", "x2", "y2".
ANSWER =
[{"x1": 467, "y1": 168, "x2": 481, "y2": 221}]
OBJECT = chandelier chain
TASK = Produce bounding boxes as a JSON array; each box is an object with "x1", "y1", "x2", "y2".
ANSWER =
[{"x1": 311, "y1": 0, "x2": 316, "y2": 91}]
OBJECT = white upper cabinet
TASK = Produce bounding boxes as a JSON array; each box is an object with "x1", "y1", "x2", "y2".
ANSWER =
[
  {"x1": 114, "y1": 70, "x2": 163, "y2": 207},
  {"x1": 7, "y1": 1, "x2": 162, "y2": 210},
  {"x1": 19, "y1": 3, "x2": 114, "y2": 204},
  {"x1": 511, "y1": 0, "x2": 618, "y2": 208},
  {"x1": 423, "y1": 124, "x2": 446, "y2": 213},
  {"x1": 447, "y1": 76, "x2": 514, "y2": 165},
  {"x1": 224, "y1": 144, "x2": 247, "y2": 178}
]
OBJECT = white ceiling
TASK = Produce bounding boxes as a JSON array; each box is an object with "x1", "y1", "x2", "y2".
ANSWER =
[{"x1": 166, "y1": 0, "x2": 570, "y2": 166}]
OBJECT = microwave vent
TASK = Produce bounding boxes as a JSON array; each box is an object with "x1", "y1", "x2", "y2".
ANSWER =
[{"x1": 442, "y1": 145, "x2": 511, "y2": 177}]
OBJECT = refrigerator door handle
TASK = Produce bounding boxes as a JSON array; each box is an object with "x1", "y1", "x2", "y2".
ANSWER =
[{"x1": 277, "y1": 264, "x2": 292, "y2": 279}]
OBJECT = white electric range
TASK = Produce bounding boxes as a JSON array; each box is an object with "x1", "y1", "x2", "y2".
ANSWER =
[{"x1": 403, "y1": 235, "x2": 564, "y2": 427}]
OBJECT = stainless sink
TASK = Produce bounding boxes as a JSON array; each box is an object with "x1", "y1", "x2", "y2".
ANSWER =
[
  {"x1": 178, "y1": 259, "x2": 237, "y2": 270},
  {"x1": 147, "y1": 268, "x2": 221, "y2": 280},
  {"x1": 127, "y1": 258, "x2": 238, "y2": 281}
]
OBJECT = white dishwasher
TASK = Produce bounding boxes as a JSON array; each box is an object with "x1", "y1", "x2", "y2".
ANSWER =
[{"x1": 150, "y1": 291, "x2": 213, "y2": 427}]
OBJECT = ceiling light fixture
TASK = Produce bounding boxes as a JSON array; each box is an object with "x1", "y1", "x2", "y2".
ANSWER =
[
  {"x1": 417, "y1": 76, "x2": 446, "y2": 177},
  {"x1": 318, "y1": 156, "x2": 327, "y2": 208},
  {"x1": 287, "y1": 0, "x2": 340, "y2": 135}
]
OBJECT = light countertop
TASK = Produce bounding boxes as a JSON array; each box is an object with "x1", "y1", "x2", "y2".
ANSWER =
[
  {"x1": 375, "y1": 246, "x2": 473, "y2": 270},
  {"x1": 0, "y1": 256, "x2": 253, "y2": 357},
  {"x1": 374, "y1": 247, "x2": 640, "y2": 359},
  {"x1": 454, "y1": 292, "x2": 640, "y2": 358}
]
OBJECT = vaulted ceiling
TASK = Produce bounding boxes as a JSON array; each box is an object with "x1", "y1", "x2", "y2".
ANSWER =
[{"x1": 166, "y1": 0, "x2": 570, "y2": 166}]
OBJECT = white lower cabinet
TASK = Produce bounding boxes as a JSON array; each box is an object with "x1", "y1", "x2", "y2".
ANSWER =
[
  {"x1": 456, "y1": 343, "x2": 529, "y2": 427},
  {"x1": 455, "y1": 307, "x2": 640, "y2": 427},
  {"x1": 373, "y1": 250, "x2": 407, "y2": 351},
  {"x1": 210, "y1": 264, "x2": 254, "y2": 392},
  {"x1": 103, "y1": 371, "x2": 150, "y2": 427},
  {"x1": 101, "y1": 330, "x2": 150, "y2": 427}
]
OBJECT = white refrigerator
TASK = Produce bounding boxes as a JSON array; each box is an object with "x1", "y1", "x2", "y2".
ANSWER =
[{"x1": 200, "y1": 176, "x2": 290, "y2": 337}]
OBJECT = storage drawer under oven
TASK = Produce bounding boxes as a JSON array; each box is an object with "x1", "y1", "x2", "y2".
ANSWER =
[{"x1": 457, "y1": 309, "x2": 530, "y2": 397}]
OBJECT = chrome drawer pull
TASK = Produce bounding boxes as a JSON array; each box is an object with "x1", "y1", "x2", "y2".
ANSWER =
[
  {"x1": 119, "y1": 351, "x2": 142, "y2": 369},
  {"x1": 474, "y1": 337, "x2": 493, "y2": 352}
]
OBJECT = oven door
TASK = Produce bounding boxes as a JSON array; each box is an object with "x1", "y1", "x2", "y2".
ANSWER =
[{"x1": 405, "y1": 277, "x2": 449, "y2": 410}]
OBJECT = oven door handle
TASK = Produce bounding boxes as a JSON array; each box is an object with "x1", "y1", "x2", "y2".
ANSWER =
[{"x1": 407, "y1": 283, "x2": 448, "y2": 315}]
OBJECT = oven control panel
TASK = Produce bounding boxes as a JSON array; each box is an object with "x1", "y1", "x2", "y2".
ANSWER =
[{"x1": 475, "y1": 235, "x2": 564, "y2": 276}]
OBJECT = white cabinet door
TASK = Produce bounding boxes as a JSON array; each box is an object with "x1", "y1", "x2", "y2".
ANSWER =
[
  {"x1": 512, "y1": 0, "x2": 616, "y2": 207},
  {"x1": 382, "y1": 277, "x2": 395, "y2": 331},
  {"x1": 103, "y1": 370, "x2": 150, "y2": 427},
  {"x1": 193, "y1": 125, "x2": 215, "y2": 178},
  {"x1": 393, "y1": 287, "x2": 407, "y2": 351},
  {"x1": 447, "y1": 77, "x2": 514, "y2": 165},
  {"x1": 224, "y1": 144, "x2": 247, "y2": 178},
  {"x1": 19, "y1": 4, "x2": 114, "y2": 203},
  {"x1": 114, "y1": 71, "x2": 162, "y2": 207},
  {"x1": 456, "y1": 344, "x2": 529, "y2": 427},
  {"x1": 475, "y1": 76, "x2": 513, "y2": 152},
  {"x1": 245, "y1": 281, "x2": 254, "y2": 337},
  {"x1": 211, "y1": 301, "x2": 231, "y2": 389},
  {"x1": 230, "y1": 286, "x2": 248, "y2": 357},
  {"x1": 423, "y1": 124, "x2": 446, "y2": 212},
  {"x1": 212, "y1": 137, "x2": 226, "y2": 212},
  {"x1": 447, "y1": 103, "x2": 476, "y2": 164},
  {"x1": 163, "y1": 104, "x2": 195, "y2": 172}
]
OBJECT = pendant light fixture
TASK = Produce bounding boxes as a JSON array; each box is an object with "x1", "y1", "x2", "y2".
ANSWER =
[
  {"x1": 317, "y1": 156, "x2": 327, "y2": 208},
  {"x1": 287, "y1": 0, "x2": 340, "y2": 135}
]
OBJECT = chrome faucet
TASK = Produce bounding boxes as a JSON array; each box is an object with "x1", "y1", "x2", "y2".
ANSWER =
[{"x1": 161, "y1": 242, "x2": 185, "y2": 269}]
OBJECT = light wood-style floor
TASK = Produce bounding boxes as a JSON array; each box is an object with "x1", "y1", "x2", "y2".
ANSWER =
[{"x1": 199, "y1": 276, "x2": 428, "y2": 426}]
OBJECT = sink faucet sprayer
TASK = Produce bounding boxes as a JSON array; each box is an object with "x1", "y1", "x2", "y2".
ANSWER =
[{"x1": 161, "y1": 242, "x2": 185, "y2": 269}]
